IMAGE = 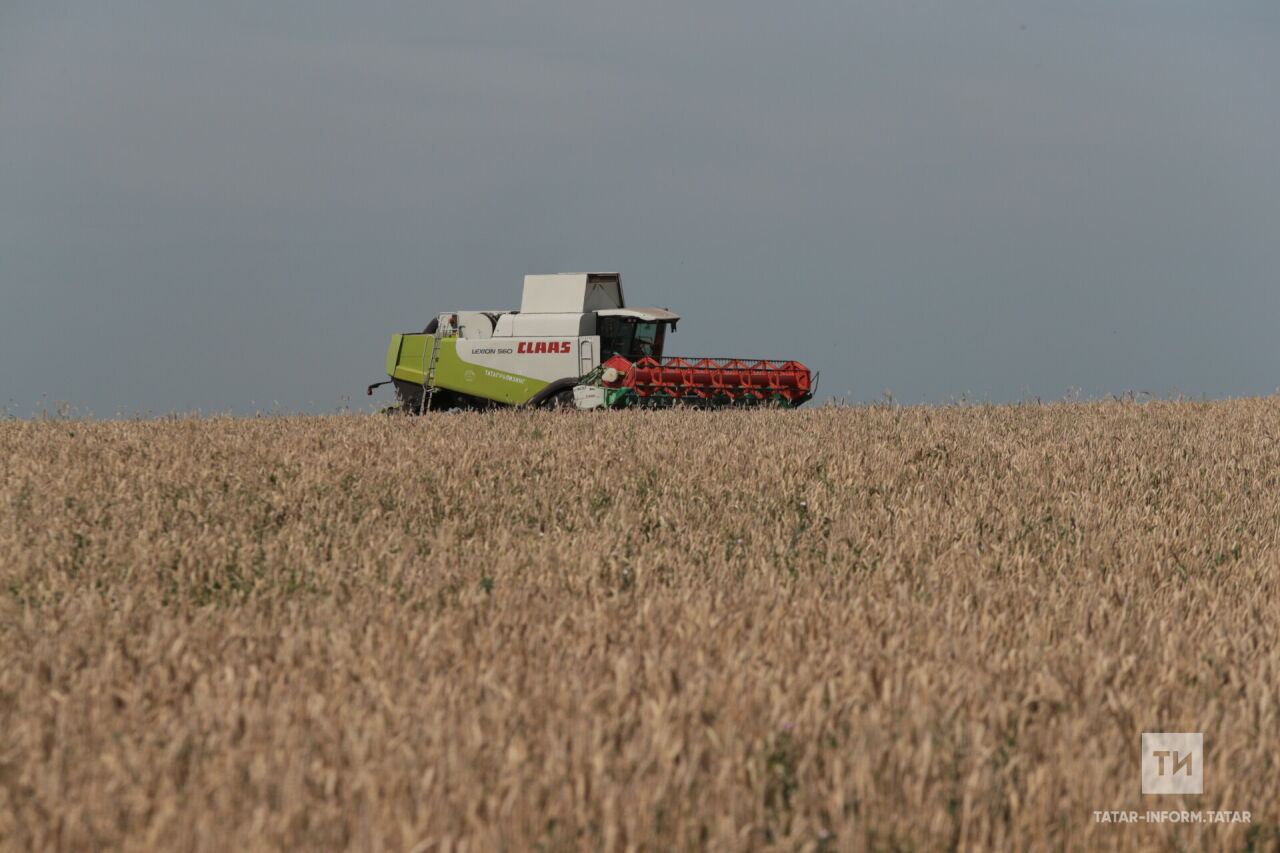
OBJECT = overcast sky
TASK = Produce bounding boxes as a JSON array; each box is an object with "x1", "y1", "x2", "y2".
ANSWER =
[{"x1": 3, "y1": 1, "x2": 1278, "y2": 415}]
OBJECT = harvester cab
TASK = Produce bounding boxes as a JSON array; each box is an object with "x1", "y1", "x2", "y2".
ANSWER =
[{"x1": 371, "y1": 272, "x2": 813, "y2": 412}]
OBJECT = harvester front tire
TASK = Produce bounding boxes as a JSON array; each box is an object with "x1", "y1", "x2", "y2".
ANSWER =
[{"x1": 525, "y1": 378, "x2": 579, "y2": 410}]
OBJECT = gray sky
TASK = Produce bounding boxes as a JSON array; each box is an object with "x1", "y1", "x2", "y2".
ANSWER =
[{"x1": 3, "y1": 1, "x2": 1278, "y2": 415}]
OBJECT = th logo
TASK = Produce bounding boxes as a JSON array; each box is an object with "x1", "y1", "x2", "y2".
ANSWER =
[{"x1": 1141, "y1": 733, "x2": 1203, "y2": 795}]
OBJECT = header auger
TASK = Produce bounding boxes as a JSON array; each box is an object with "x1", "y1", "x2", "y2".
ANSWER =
[{"x1": 369, "y1": 273, "x2": 816, "y2": 412}]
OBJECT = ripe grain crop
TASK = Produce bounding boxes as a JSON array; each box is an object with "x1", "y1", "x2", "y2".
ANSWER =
[{"x1": 2, "y1": 402, "x2": 1279, "y2": 852}]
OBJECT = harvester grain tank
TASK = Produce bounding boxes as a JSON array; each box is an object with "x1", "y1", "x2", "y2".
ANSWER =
[{"x1": 369, "y1": 273, "x2": 815, "y2": 411}]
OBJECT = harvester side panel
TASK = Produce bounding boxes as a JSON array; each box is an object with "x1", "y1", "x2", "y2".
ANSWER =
[
  {"x1": 387, "y1": 334, "x2": 430, "y2": 385},
  {"x1": 454, "y1": 336, "x2": 590, "y2": 381},
  {"x1": 384, "y1": 334, "x2": 405, "y2": 377},
  {"x1": 389, "y1": 334, "x2": 553, "y2": 405}
]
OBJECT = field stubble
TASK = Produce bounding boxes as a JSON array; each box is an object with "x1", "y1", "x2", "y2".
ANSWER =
[{"x1": 1, "y1": 402, "x2": 1278, "y2": 851}]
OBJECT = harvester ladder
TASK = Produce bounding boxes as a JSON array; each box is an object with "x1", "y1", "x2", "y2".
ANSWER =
[{"x1": 419, "y1": 320, "x2": 446, "y2": 414}]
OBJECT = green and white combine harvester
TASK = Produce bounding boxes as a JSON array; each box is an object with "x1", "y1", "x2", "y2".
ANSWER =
[{"x1": 368, "y1": 273, "x2": 815, "y2": 412}]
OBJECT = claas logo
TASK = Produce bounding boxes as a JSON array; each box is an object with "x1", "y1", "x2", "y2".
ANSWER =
[{"x1": 517, "y1": 341, "x2": 572, "y2": 354}]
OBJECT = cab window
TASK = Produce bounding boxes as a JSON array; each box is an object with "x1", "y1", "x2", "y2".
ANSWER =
[
  {"x1": 599, "y1": 318, "x2": 666, "y2": 361},
  {"x1": 633, "y1": 322, "x2": 665, "y2": 360},
  {"x1": 598, "y1": 317, "x2": 634, "y2": 361}
]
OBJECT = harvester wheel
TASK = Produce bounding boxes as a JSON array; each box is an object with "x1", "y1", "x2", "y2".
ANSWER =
[
  {"x1": 391, "y1": 379, "x2": 426, "y2": 413},
  {"x1": 547, "y1": 388, "x2": 575, "y2": 409},
  {"x1": 525, "y1": 377, "x2": 579, "y2": 410}
]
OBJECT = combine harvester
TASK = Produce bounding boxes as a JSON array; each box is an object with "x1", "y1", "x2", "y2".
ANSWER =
[{"x1": 368, "y1": 273, "x2": 815, "y2": 412}]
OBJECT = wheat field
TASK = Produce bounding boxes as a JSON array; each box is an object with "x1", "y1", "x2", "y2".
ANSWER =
[{"x1": 2, "y1": 402, "x2": 1278, "y2": 851}]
